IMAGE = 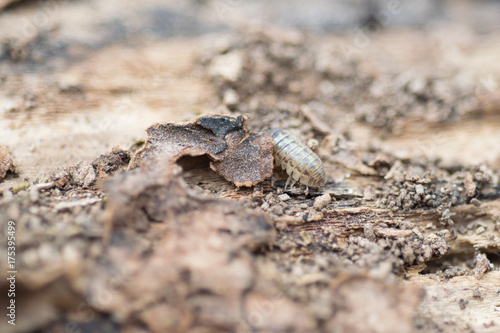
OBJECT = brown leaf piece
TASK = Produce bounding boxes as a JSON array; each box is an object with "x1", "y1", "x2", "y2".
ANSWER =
[
  {"x1": 141, "y1": 114, "x2": 274, "y2": 187},
  {"x1": 0, "y1": 144, "x2": 14, "y2": 180},
  {"x1": 211, "y1": 131, "x2": 274, "y2": 187}
]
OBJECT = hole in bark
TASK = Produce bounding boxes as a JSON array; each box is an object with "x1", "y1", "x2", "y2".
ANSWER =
[{"x1": 176, "y1": 154, "x2": 211, "y2": 171}]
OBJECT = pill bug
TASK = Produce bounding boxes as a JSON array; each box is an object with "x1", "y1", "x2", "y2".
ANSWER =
[{"x1": 265, "y1": 128, "x2": 326, "y2": 189}]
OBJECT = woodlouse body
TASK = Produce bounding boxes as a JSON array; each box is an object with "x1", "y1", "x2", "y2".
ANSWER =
[{"x1": 265, "y1": 128, "x2": 326, "y2": 188}]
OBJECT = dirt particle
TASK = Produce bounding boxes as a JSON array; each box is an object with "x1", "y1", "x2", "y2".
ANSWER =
[
  {"x1": 363, "y1": 185, "x2": 376, "y2": 201},
  {"x1": 208, "y1": 50, "x2": 243, "y2": 82},
  {"x1": 306, "y1": 209, "x2": 323, "y2": 222},
  {"x1": 412, "y1": 228, "x2": 424, "y2": 240},
  {"x1": 472, "y1": 286, "x2": 484, "y2": 301},
  {"x1": 223, "y1": 89, "x2": 240, "y2": 107},
  {"x1": 271, "y1": 205, "x2": 284, "y2": 216},
  {"x1": 464, "y1": 172, "x2": 476, "y2": 197},
  {"x1": 415, "y1": 184, "x2": 424, "y2": 195},
  {"x1": 307, "y1": 138, "x2": 319, "y2": 150},
  {"x1": 302, "y1": 212, "x2": 309, "y2": 221},
  {"x1": 373, "y1": 227, "x2": 413, "y2": 238},
  {"x1": 313, "y1": 193, "x2": 331, "y2": 210},
  {"x1": 440, "y1": 208, "x2": 454, "y2": 226},
  {"x1": 278, "y1": 193, "x2": 291, "y2": 202},
  {"x1": 0, "y1": 145, "x2": 14, "y2": 180},
  {"x1": 470, "y1": 198, "x2": 481, "y2": 207},
  {"x1": 299, "y1": 230, "x2": 312, "y2": 245},
  {"x1": 402, "y1": 244, "x2": 416, "y2": 264},
  {"x1": 405, "y1": 173, "x2": 421, "y2": 182},
  {"x1": 92, "y1": 147, "x2": 130, "y2": 180},
  {"x1": 473, "y1": 253, "x2": 492, "y2": 280},
  {"x1": 69, "y1": 161, "x2": 96, "y2": 188},
  {"x1": 50, "y1": 167, "x2": 70, "y2": 188},
  {"x1": 363, "y1": 223, "x2": 377, "y2": 242}
]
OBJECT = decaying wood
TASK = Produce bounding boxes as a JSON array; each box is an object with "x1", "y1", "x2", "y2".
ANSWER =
[
  {"x1": 137, "y1": 114, "x2": 274, "y2": 187},
  {"x1": 1, "y1": 1, "x2": 500, "y2": 333},
  {"x1": 406, "y1": 272, "x2": 500, "y2": 333}
]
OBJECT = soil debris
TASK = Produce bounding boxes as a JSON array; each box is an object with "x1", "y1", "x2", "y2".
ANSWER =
[
  {"x1": 313, "y1": 193, "x2": 331, "y2": 210},
  {"x1": 1, "y1": 4, "x2": 500, "y2": 332},
  {"x1": 379, "y1": 160, "x2": 500, "y2": 227},
  {"x1": 49, "y1": 167, "x2": 70, "y2": 188},
  {"x1": 91, "y1": 165, "x2": 277, "y2": 331},
  {"x1": 92, "y1": 147, "x2": 130, "y2": 180},
  {"x1": 201, "y1": 28, "x2": 480, "y2": 135},
  {"x1": 473, "y1": 253, "x2": 492, "y2": 280},
  {"x1": 464, "y1": 172, "x2": 476, "y2": 198},
  {"x1": 0, "y1": 145, "x2": 14, "y2": 180},
  {"x1": 69, "y1": 161, "x2": 96, "y2": 188}
]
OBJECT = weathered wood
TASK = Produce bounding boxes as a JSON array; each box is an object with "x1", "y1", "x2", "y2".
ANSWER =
[{"x1": 1, "y1": 1, "x2": 500, "y2": 333}]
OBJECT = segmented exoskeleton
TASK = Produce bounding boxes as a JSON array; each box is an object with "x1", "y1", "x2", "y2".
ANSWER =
[{"x1": 265, "y1": 128, "x2": 326, "y2": 189}]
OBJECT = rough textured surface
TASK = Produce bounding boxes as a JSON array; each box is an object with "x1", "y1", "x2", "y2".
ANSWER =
[
  {"x1": 139, "y1": 114, "x2": 274, "y2": 187},
  {"x1": 0, "y1": 145, "x2": 14, "y2": 180},
  {"x1": 200, "y1": 28, "x2": 480, "y2": 135},
  {"x1": 1, "y1": 1, "x2": 500, "y2": 333},
  {"x1": 97, "y1": 165, "x2": 275, "y2": 332},
  {"x1": 211, "y1": 131, "x2": 274, "y2": 187}
]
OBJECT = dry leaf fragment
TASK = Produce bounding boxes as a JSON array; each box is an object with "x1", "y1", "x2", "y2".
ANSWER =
[
  {"x1": 211, "y1": 131, "x2": 274, "y2": 187},
  {"x1": 141, "y1": 114, "x2": 274, "y2": 187}
]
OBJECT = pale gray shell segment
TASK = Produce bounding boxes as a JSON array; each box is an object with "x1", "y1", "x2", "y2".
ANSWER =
[{"x1": 265, "y1": 128, "x2": 326, "y2": 188}]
